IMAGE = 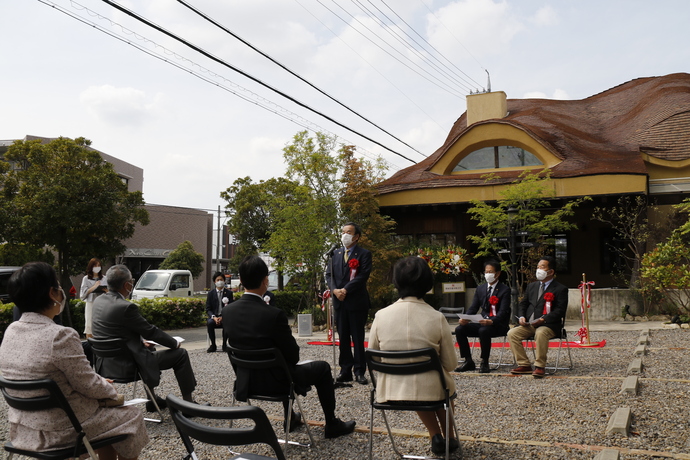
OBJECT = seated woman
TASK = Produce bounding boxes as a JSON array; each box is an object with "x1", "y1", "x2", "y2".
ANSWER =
[
  {"x1": 368, "y1": 256, "x2": 459, "y2": 455},
  {"x1": 0, "y1": 262, "x2": 148, "y2": 460}
]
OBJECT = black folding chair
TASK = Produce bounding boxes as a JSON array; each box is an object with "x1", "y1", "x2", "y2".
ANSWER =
[
  {"x1": 469, "y1": 331, "x2": 510, "y2": 370},
  {"x1": 226, "y1": 346, "x2": 315, "y2": 451},
  {"x1": 88, "y1": 337, "x2": 163, "y2": 422},
  {"x1": 526, "y1": 317, "x2": 574, "y2": 374},
  {"x1": 0, "y1": 376, "x2": 128, "y2": 460},
  {"x1": 167, "y1": 394, "x2": 286, "y2": 460},
  {"x1": 365, "y1": 347, "x2": 460, "y2": 460}
]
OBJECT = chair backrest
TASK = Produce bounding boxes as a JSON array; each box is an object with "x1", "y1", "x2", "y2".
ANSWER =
[
  {"x1": 88, "y1": 337, "x2": 139, "y2": 382},
  {"x1": 365, "y1": 347, "x2": 449, "y2": 392},
  {"x1": 226, "y1": 346, "x2": 293, "y2": 385},
  {"x1": 439, "y1": 307, "x2": 464, "y2": 325},
  {"x1": 167, "y1": 394, "x2": 286, "y2": 460},
  {"x1": 0, "y1": 376, "x2": 83, "y2": 435}
]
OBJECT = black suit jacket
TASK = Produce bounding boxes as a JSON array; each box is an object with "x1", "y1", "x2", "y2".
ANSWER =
[
  {"x1": 467, "y1": 281, "x2": 511, "y2": 330},
  {"x1": 325, "y1": 244, "x2": 372, "y2": 311},
  {"x1": 517, "y1": 279, "x2": 569, "y2": 334},
  {"x1": 91, "y1": 291, "x2": 179, "y2": 388},
  {"x1": 222, "y1": 294, "x2": 300, "y2": 400},
  {"x1": 206, "y1": 287, "x2": 234, "y2": 318}
]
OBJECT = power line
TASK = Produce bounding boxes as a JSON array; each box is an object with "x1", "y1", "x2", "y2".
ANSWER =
[
  {"x1": 99, "y1": 0, "x2": 417, "y2": 164},
  {"x1": 375, "y1": 0, "x2": 484, "y2": 89},
  {"x1": 175, "y1": 0, "x2": 426, "y2": 158},
  {"x1": 349, "y1": 0, "x2": 474, "y2": 93},
  {"x1": 314, "y1": 0, "x2": 466, "y2": 98},
  {"x1": 43, "y1": 0, "x2": 404, "y2": 171}
]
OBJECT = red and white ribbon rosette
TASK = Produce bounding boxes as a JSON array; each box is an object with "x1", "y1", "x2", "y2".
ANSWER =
[
  {"x1": 543, "y1": 292, "x2": 554, "y2": 315},
  {"x1": 348, "y1": 258, "x2": 359, "y2": 281},
  {"x1": 320, "y1": 289, "x2": 331, "y2": 311},
  {"x1": 489, "y1": 295, "x2": 499, "y2": 317}
]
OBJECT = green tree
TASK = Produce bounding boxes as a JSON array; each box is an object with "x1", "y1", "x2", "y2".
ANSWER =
[
  {"x1": 265, "y1": 131, "x2": 342, "y2": 305},
  {"x1": 0, "y1": 243, "x2": 55, "y2": 266},
  {"x1": 0, "y1": 137, "x2": 149, "y2": 325},
  {"x1": 467, "y1": 170, "x2": 588, "y2": 297},
  {"x1": 159, "y1": 240, "x2": 205, "y2": 278},
  {"x1": 339, "y1": 145, "x2": 400, "y2": 308}
]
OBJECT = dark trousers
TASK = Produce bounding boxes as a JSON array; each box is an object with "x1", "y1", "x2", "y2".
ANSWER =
[
  {"x1": 154, "y1": 348, "x2": 197, "y2": 396},
  {"x1": 290, "y1": 360, "x2": 337, "y2": 422},
  {"x1": 455, "y1": 322, "x2": 509, "y2": 362},
  {"x1": 335, "y1": 307, "x2": 368, "y2": 377},
  {"x1": 207, "y1": 318, "x2": 226, "y2": 347}
]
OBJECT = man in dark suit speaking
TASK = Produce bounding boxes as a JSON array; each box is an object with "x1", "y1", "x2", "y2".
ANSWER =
[
  {"x1": 325, "y1": 222, "x2": 372, "y2": 385},
  {"x1": 92, "y1": 264, "x2": 200, "y2": 411},
  {"x1": 223, "y1": 256, "x2": 355, "y2": 439},
  {"x1": 454, "y1": 259, "x2": 511, "y2": 373}
]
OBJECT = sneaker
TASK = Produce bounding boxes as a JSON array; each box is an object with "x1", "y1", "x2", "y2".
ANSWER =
[
  {"x1": 324, "y1": 418, "x2": 356, "y2": 439},
  {"x1": 532, "y1": 367, "x2": 545, "y2": 378},
  {"x1": 510, "y1": 365, "x2": 533, "y2": 375}
]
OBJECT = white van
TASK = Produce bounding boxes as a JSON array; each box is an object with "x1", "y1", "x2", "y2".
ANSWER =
[{"x1": 131, "y1": 269, "x2": 194, "y2": 300}]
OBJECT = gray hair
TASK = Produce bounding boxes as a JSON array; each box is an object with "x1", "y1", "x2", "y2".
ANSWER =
[{"x1": 106, "y1": 264, "x2": 132, "y2": 291}]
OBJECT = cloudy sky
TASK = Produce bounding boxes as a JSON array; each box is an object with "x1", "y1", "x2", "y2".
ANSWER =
[{"x1": 2, "y1": 0, "x2": 688, "y2": 219}]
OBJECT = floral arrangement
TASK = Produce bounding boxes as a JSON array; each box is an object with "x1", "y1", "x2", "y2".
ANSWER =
[{"x1": 409, "y1": 244, "x2": 470, "y2": 279}]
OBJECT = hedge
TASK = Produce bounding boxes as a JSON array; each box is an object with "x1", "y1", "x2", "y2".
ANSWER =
[{"x1": 0, "y1": 291, "x2": 312, "y2": 342}]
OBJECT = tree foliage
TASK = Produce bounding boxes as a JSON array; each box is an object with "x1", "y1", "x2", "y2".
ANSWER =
[
  {"x1": 0, "y1": 243, "x2": 55, "y2": 266},
  {"x1": 159, "y1": 240, "x2": 205, "y2": 278},
  {"x1": 467, "y1": 170, "x2": 588, "y2": 297},
  {"x1": 0, "y1": 137, "x2": 149, "y2": 297}
]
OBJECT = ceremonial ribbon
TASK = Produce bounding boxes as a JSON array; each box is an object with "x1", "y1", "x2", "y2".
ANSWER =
[
  {"x1": 543, "y1": 292, "x2": 554, "y2": 315},
  {"x1": 320, "y1": 289, "x2": 331, "y2": 311},
  {"x1": 578, "y1": 280, "x2": 595, "y2": 329},
  {"x1": 489, "y1": 295, "x2": 499, "y2": 317},
  {"x1": 348, "y1": 258, "x2": 359, "y2": 281},
  {"x1": 574, "y1": 326, "x2": 588, "y2": 344}
]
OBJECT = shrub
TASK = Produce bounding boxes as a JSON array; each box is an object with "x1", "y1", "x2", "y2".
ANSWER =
[{"x1": 274, "y1": 290, "x2": 309, "y2": 317}]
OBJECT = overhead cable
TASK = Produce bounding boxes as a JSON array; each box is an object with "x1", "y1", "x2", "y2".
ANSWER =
[
  {"x1": 175, "y1": 0, "x2": 426, "y2": 158},
  {"x1": 100, "y1": 0, "x2": 417, "y2": 164}
]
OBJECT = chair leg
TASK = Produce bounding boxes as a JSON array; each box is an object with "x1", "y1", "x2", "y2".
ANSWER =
[
  {"x1": 369, "y1": 401, "x2": 375, "y2": 460},
  {"x1": 380, "y1": 410, "x2": 405, "y2": 458},
  {"x1": 141, "y1": 381, "x2": 163, "y2": 423},
  {"x1": 294, "y1": 395, "x2": 315, "y2": 447}
]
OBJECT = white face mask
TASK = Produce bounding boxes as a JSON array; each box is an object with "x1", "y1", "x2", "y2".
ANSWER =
[
  {"x1": 92, "y1": 266, "x2": 101, "y2": 274},
  {"x1": 56, "y1": 287, "x2": 67, "y2": 314},
  {"x1": 215, "y1": 280, "x2": 225, "y2": 289},
  {"x1": 341, "y1": 233, "x2": 354, "y2": 248},
  {"x1": 535, "y1": 269, "x2": 549, "y2": 281},
  {"x1": 484, "y1": 273, "x2": 496, "y2": 284}
]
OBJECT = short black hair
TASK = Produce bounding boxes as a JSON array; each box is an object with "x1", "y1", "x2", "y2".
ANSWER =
[
  {"x1": 238, "y1": 256, "x2": 268, "y2": 290},
  {"x1": 343, "y1": 222, "x2": 362, "y2": 237},
  {"x1": 540, "y1": 255, "x2": 557, "y2": 272},
  {"x1": 212, "y1": 271, "x2": 225, "y2": 282},
  {"x1": 484, "y1": 259, "x2": 501, "y2": 273},
  {"x1": 394, "y1": 256, "x2": 434, "y2": 299},
  {"x1": 8, "y1": 262, "x2": 59, "y2": 314}
]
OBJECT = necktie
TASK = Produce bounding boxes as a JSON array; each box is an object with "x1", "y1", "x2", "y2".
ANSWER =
[
  {"x1": 538, "y1": 282, "x2": 544, "y2": 299},
  {"x1": 487, "y1": 286, "x2": 494, "y2": 316},
  {"x1": 344, "y1": 249, "x2": 350, "y2": 262},
  {"x1": 217, "y1": 290, "x2": 222, "y2": 316}
]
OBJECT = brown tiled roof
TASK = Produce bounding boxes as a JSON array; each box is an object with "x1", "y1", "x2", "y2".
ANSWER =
[{"x1": 379, "y1": 73, "x2": 690, "y2": 194}]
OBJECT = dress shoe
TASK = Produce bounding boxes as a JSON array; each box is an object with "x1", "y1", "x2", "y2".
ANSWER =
[
  {"x1": 335, "y1": 372, "x2": 353, "y2": 383},
  {"x1": 355, "y1": 374, "x2": 368, "y2": 385},
  {"x1": 324, "y1": 418, "x2": 356, "y2": 439},
  {"x1": 146, "y1": 396, "x2": 167, "y2": 412},
  {"x1": 479, "y1": 361, "x2": 490, "y2": 373},
  {"x1": 284, "y1": 411, "x2": 304, "y2": 433},
  {"x1": 532, "y1": 366, "x2": 545, "y2": 378},
  {"x1": 454, "y1": 360, "x2": 475, "y2": 372},
  {"x1": 510, "y1": 365, "x2": 533, "y2": 375},
  {"x1": 206, "y1": 344, "x2": 217, "y2": 353},
  {"x1": 431, "y1": 434, "x2": 460, "y2": 454}
]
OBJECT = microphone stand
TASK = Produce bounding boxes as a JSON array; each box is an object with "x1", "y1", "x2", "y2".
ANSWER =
[{"x1": 324, "y1": 248, "x2": 352, "y2": 389}]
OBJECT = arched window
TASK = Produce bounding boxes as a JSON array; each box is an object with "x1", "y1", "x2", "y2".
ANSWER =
[{"x1": 453, "y1": 145, "x2": 542, "y2": 172}]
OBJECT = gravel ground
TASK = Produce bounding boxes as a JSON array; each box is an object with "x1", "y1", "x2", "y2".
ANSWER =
[{"x1": 2, "y1": 328, "x2": 690, "y2": 459}]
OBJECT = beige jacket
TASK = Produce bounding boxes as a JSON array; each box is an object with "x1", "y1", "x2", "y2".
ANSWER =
[
  {"x1": 0, "y1": 313, "x2": 117, "y2": 431},
  {"x1": 368, "y1": 297, "x2": 457, "y2": 402}
]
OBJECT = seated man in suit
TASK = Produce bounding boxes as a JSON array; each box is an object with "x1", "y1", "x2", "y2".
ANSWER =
[
  {"x1": 223, "y1": 255, "x2": 356, "y2": 439},
  {"x1": 92, "y1": 264, "x2": 202, "y2": 411},
  {"x1": 508, "y1": 256, "x2": 569, "y2": 379},
  {"x1": 454, "y1": 259, "x2": 511, "y2": 373},
  {"x1": 206, "y1": 271, "x2": 233, "y2": 353}
]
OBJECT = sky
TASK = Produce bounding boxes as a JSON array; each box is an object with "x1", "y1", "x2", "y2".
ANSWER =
[{"x1": 1, "y1": 0, "x2": 689, "y2": 223}]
